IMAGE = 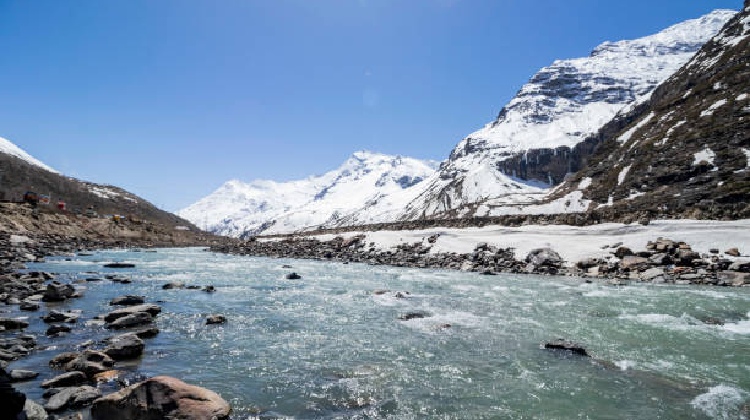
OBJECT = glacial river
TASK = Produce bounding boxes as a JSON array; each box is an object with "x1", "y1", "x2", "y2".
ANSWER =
[{"x1": 9, "y1": 248, "x2": 750, "y2": 419}]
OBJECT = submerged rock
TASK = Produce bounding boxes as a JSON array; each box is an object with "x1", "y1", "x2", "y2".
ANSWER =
[
  {"x1": 285, "y1": 272, "x2": 302, "y2": 280},
  {"x1": 90, "y1": 376, "x2": 231, "y2": 420}
]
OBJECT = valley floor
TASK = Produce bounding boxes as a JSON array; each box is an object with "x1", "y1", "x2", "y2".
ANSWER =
[{"x1": 298, "y1": 219, "x2": 750, "y2": 266}]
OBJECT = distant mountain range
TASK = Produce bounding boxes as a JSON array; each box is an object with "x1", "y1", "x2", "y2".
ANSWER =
[
  {"x1": 181, "y1": 8, "x2": 746, "y2": 237},
  {"x1": 176, "y1": 151, "x2": 438, "y2": 237}
]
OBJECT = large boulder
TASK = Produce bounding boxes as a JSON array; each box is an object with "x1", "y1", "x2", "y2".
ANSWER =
[
  {"x1": 106, "y1": 312, "x2": 154, "y2": 330},
  {"x1": 42, "y1": 282, "x2": 75, "y2": 302},
  {"x1": 64, "y1": 350, "x2": 115, "y2": 378},
  {"x1": 90, "y1": 376, "x2": 231, "y2": 420},
  {"x1": 43, "y1": 385, "x2": 101, "y2": 412},
  {"x1": 104, "y1": 304, "x2": 161, "y2": 323},
  {"x1": 103, "y1": 333, "x2": 145, "y2": 360},
  {"x1": 525, "y1": 248, "x2": 564, "y2": 267},
  {"x1": 23, "y1": 399, "x2": 47, "y2": 420}
]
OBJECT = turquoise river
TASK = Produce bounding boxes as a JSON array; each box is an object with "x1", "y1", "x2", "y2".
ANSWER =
[{"x1": 7, "y1": 248, "x2": 750, "y2": 419}]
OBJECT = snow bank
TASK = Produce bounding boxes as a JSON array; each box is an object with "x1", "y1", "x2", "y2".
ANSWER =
[{"x1": 307, "y1": 219, "x2": 750, "y2": 266}]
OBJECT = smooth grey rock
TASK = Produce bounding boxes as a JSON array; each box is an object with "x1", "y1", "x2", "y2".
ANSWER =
[
  {"x1": 44, "y1": 386, "x2": 101, "y2": 412},
  {"x1": 9, "y1": 369, "x2": 38, "y2": 382},
  {"x1": 103, "y1": 333, "x2": 144, "y2": 360},
  {"x1": 106, "y1": 312, "x2": 153, "y2": 330}
]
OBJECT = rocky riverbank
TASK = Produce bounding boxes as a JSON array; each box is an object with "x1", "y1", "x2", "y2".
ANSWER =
[
  {"x1": 210, "y1": 234, "x2": 750, "y2": 287},
  {"x1": 0, "y1": 234, "x2": 232, "y2": 419}
]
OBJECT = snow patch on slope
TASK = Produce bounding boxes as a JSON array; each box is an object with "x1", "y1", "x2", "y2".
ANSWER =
[{"x1": 0, "y1": 136, "x2": 57, "y2": 173}]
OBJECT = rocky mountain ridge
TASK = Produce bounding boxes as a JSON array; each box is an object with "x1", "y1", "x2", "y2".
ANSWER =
[
  {"x1": 549, "y1": 3, "x2": 750, "y2": 221},
  {"x1": 375, "y1": 9, "x2": 737, "y2": 222}
]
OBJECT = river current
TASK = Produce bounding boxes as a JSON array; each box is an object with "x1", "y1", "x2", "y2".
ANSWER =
[{"x1": 8, "y1": 248, "x2": 750, "y2": 419}]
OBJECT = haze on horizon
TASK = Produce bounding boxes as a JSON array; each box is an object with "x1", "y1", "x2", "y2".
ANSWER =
[{"x1": 0, "y1": 0, "x2": 740, "y2": 211}]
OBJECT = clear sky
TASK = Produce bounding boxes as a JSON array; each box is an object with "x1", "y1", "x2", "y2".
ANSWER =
[{"x1": 0, "y1": 0, "x2": 741, "y2": 211}]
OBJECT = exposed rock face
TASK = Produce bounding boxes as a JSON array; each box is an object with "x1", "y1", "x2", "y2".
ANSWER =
[
  {"x1": 90, "y1": 376, "x2": 231, "y2": 420},
  {"x1": 553, "y1": 6, "x2": 750, "y2": 220}
]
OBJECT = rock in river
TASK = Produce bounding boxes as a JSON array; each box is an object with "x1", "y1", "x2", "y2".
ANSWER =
[
  {"x1": 41, "y1": 371, "x2": 87, "y2": 389},
  {"x1": 206, "y1": 314, "x2": 226, "y2": 325},
  {"x1": 103, "y1": 263, "x2": 136, "y2": 268},
  {"x1": 103, "y1": 333, "x2": 145, "y2": 360},
  {"x1": 104, "y1": 304, "x2": 161, "y2": 323},
  {"x1": 543, "y1": 339, "x2": 589, "y2": 357},
  {"x1": 109, "y1": 295, "x2": 145, "y2": 306},
  {"x1": 90, "y1": 376, "x2": 231, "y2": 420},
  {"x1": 106, "y1": 312, "x2": 154, "y2": 330},
  {"x1": 44, "y1": 386, "x2": 101, "y2": 412}
]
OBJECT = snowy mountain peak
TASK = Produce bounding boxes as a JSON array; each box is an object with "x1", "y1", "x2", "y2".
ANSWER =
[
  {"x1": 590, "y1": 10, "x2": 736, "y2": 58},
  {"x1": 383, "y1": 9, "x2": 736, "y2": 220},
  {"x1": 0, "y1": 136, "x2": 57, "y2": 173},
  {"x1": 178, "y1": 151, "x2": 438, "y2": 236}
]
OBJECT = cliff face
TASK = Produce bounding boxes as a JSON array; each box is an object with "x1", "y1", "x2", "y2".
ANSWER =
[{"x1": 552, "y1": 5, "x2": 750, "y2": 220}]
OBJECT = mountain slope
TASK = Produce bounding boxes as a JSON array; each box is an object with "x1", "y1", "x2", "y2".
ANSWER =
[
  {"x1": 177, "y1": 151, "x2": 438, "y2": 236},
  {"x1": 550, "y1": 2, "x2": 750, "y2": 221},
  {"x1": 0, "y1": 136, "x2": 197, "y2": 230},
  {"x1": 338, "y1": 10, "x2": 735, "y2": 223}
]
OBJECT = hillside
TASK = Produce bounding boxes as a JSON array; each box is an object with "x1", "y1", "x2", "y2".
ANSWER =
[
  {"x1": 0, "y1": 136, "x2": 201, "y2": 234},
  {"x1": 549, "y1": 2, "x2": 750, "y2": 221}
]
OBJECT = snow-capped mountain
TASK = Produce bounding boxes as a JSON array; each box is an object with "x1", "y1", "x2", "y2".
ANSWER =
[
  {"x1": 336, "y1": 9, "x2": 735, "y2": 223},
  {"x1": 549, "y1": 2, "x2": 750, "y2": 221},
  {"x1": 0, "y1": 136, "x2": 57, "y2": 173},
  {"x1": 177, "y1": 151, "x2": 438, "y2": 236}
]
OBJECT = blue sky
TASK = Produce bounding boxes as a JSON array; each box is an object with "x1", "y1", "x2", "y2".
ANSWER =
[{"x1": 0, "y1": 0, "x2": 741, "y2": 211}]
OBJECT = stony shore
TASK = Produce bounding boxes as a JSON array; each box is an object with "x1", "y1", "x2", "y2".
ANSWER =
[
  {"x1": 210, "y1": 234, "x2": 750, "y2": 287},
  {"x1": 0, "y1": 232, "x2": 232, "y2": 419}
]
